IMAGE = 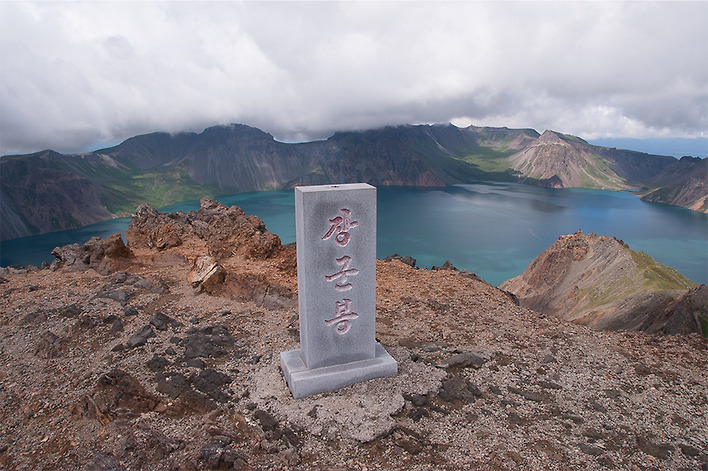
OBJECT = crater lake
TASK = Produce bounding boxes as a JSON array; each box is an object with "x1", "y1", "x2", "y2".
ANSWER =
[{"x1": 2, "y1": 183, "x2": 706, "y2": 287}]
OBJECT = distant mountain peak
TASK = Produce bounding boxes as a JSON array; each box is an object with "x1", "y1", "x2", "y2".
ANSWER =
[
  {"x1": 199, "y1": 123, "x2": 275, "y2": 140},
  {"x1": 538, "y1": 130, "x2": 589, "y2": 146},
  {"x1": 538, "y1": 130, "x2": 565, "y2": 143}
]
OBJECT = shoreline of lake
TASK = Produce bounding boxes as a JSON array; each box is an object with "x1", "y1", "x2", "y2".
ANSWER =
[{"x1": 2, "y1": 183, "x2": 706, "y2": 287}]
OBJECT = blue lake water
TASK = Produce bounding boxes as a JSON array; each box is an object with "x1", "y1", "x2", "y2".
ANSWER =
[{"x1": 2, "y1": 183, "x2": 706, "y2": 287}]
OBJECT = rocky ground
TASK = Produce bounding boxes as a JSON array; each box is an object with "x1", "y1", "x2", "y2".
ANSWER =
[{"x1": 0, "y1": 200, "x2": 706, "y2": 470}]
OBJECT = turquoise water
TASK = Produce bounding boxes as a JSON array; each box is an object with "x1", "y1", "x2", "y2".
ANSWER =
[{"x1": 2, "y1": 183, "x2": 706, "y2": 287}]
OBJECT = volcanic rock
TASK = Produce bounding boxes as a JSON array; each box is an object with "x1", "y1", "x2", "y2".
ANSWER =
[
  {"x1": 188, "y1": 255, "x2": 226, "y2": 293},
  {"x1": 539, "y1": 174, "x2": 564, "y2": 188},
  {"x1": 50, "y1": 233, "x2": 132, "y2": 274},
  {"x1": 73, "y1": 369, "x2": 162, "y2": 424},
  {"x1": 183, "y1": 325, "x2": 236, "y2": 359},
  {"x1": 384, "y1": 254, "x2": 417, "y2": 267},
  {"x1": 124, "y1": 203, "x2": 184, "y2": 250},
  {"x1": 500, "y1": 230, "x2": 705, "y2": 334},
  {"x1": 1, "y1": 204, "x2": 706, "y2": 471},
  {"x1": 125, "y1": 199, "x2": 281, "y2": 260},
  {"x1": 127, "y1": 325, "x2": 156, "y2": 348},
  {"x1": 432, "y1": 260, "x2": 457, "y2": 271}
]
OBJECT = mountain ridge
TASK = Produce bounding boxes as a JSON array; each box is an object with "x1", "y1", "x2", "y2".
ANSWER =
[
  {"x1": 2, "y1": 122, "x2": 705, "y2": 240},
  {"x1": 500, "y1": 230, "x2": 706, "y2": 336}
]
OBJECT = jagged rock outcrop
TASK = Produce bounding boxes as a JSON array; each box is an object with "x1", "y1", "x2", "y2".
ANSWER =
[
  {"x1": 429, "y1": 259, "x2": 489, "y2": 284},
  {"x1": 50, "y1": 233, "x2": 133, "y2": 274},
  {"x1": 123, "y1": 200, "x2": 296, "y2": 309},
  {"x1": 125, "y1": 198, "x2": 281, "y2": 260},
  {"x1": 500, "y1": 230, "x2": 705, "y2": 334},
  {"x1": 383, "y1": 254, "x2": 417, "y2": 267},
  {"x1": 124, "y1": 203, "x2": 186, "y2": 250}
]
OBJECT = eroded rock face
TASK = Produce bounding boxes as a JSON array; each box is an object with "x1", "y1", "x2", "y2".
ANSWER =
[
  {"x1": 219, "y1": 272, "x2": 295, "y2": 310},
  {"x1": 539, "y1": 175, "x2": 564, "y2": 188},
  {"x1": 50, "y1": 233, "x2": 132, "y2": 274},
  {"x1": 124, "y1": 203, "x2": 185, "y2": 250},
  {"x1": 125, "y1": 199, "x2": 281, "y2": 260}
]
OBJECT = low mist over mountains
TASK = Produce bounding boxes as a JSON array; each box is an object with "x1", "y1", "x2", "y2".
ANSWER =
[{"x1": 2, "y1": 123, "x2": 706, "y2": 240}]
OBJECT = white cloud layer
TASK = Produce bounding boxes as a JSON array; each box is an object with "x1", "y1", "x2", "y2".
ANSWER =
[{"x1": 1, "y1": 1, "x2": 706, "y2": 155}]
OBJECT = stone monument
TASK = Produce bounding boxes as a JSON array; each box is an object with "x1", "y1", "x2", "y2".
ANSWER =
[{"x1": 281, "y1": 183, "x2": 397, "y2": 398}]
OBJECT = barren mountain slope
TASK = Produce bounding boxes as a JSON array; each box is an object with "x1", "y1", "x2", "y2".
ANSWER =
[
  {"x1": 509, "y1": 131, "x2": 627, "y2": 189},
  {"x1": 640, "y1": 156, "x2": 708, "y2": 212},
  {"x1": 0, "y1": 203, "x2": 706, "y2": 470},
  {"x1": 0, "y1": 151, "x2": 115, "y2": 240},
  {"x1": 506, "y1": 131, "x2": 681, "y2": 191},
  {"x1": 500, "y1": 230, "x2": 703, "y2": 334}
]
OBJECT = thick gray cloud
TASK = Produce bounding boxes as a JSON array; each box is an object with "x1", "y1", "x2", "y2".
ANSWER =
[{"x1": 1, "y1": 1, "x2": 706, "y2": 155}]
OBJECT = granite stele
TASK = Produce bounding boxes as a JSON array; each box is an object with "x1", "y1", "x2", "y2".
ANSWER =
[{"x1": 280, "y1": 183, "x2": 397, "y2": 399}]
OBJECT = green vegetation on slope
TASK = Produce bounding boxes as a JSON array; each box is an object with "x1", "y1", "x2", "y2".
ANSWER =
[
  {"x1": 576, "y1": 284, "x2": 630, "y2": 313},
  {"x1": 417, "y1": 147, "x2": 517, "y2": 182},
  {"x1": 370, "y1": 126, "x2": 518, "y2": 183},
  {"x1": 569, "y1": 247, "x2": 696, "y2": 316},
  {"x1": 456, "y1": 147, "x2": 518, "y2": 173},
  {"x1": 577, "y1": 155, "x2": 626, "y2": 189},
  {"x1": 630, "y1": 250, "x2": 697, "y2": 290},
  {"x1": 449, "y1": 130, "x2": 525, "y2": 173},
  {"x1": 98, "y1": 162, "x2": 222, "y2": 215}
]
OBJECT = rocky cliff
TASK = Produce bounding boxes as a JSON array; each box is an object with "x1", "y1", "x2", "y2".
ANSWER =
[
  {"x1": 0, "y1": 151, "x2": 115, "y2": 239},
  {"x1": 2, "y1": 123, "x2": 704, "y2": 241},
  {"x1": 1, "y1": 204, "x2": 706, "y2": 470},
  {"x1": 500, "y1": 230, "x2": 706, "y2": 335},
  {"x1": 640, "y1": 156, "x2": 708, "y2": 211}
]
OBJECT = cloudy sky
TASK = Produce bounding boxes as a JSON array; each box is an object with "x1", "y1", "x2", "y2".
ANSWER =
[{"x1": 1, "y1": 1, "x2": 706, "y2": 156}]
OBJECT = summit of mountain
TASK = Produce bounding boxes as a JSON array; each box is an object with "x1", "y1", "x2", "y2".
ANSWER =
[{"x1": 508, "y1": 130, "x2": 676, "y2": 190}]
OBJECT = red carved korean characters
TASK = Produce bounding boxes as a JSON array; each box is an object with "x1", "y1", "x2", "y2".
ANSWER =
[
  {"x1": 324, "y1": 299, "x2": 359, "y2": 334},
  {"x1": 323, "y1": 208, "x2": 360, "y2": 334},
  {"x1": 324, "y1": 255, "x2": 359, "y2": 292},
  {"x1": 322, "y1": 208, "x2": 359, "y2": 247}
]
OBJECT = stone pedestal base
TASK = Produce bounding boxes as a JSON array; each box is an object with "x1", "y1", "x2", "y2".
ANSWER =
[{"x1": 280, "y1": 343, "x2": 397, "y2": 399}]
